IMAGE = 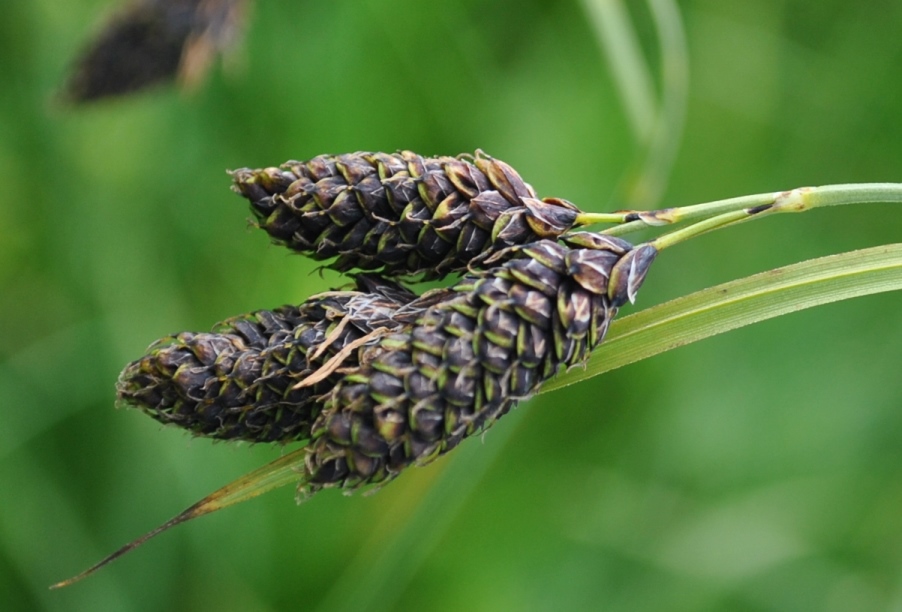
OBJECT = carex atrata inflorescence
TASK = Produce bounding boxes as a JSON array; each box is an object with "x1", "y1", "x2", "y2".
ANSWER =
[
  {"x1": 55, "y1": 151, "x2": 661, "y2": 589},
  {"x1": 118, "y1": 150, "x2": 658, "y2": 494},
  {"x1": 299, "y1": 234, "x2": 656, "y2": 495}
]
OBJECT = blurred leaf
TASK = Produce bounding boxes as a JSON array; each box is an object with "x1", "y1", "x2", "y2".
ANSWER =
[
  {"x1": 583, "y1": 0, "x2": 689, "y2": 208},
  {"x1": 582, "y1": 0, "x2": 657, "y2": 142}
]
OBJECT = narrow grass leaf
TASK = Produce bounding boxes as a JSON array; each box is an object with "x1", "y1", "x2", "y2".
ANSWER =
[{"x1": 543, "y1": 243, "x2": 902, "y2": 392}]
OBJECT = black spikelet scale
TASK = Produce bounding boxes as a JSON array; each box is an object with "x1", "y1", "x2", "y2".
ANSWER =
[
  {"x1": 231, "y1": 151, "x2": 583, "y2": 278},
  {"x1": 116, "y1": 275, "x2": 419, "y2": 443},
  {"x1": 299, "y1": 234, "x2": 658, "y2": 494}
]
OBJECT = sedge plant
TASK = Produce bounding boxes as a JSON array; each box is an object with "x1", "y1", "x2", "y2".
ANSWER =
[{"x1": 51, "y1": 175, "x2": 902, "y2": 589}]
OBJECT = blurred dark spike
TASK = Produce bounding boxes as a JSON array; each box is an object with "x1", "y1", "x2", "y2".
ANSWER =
[{"x1": 61, "y1": 0, "x2": 249, "y2": 104}]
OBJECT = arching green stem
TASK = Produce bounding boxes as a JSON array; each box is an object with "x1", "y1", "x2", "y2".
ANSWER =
[{"x1": 586, "y1": 183, "x2": 902, "y2": 241}]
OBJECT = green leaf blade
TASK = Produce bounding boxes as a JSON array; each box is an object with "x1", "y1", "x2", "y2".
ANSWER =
[{"x1": 543, "y1": 244, "x2": 902, "y2": 392}]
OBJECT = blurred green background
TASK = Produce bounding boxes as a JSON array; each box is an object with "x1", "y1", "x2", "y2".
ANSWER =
[{"x1": 3, "y1": 0, "x2": 902, "y2": 610}]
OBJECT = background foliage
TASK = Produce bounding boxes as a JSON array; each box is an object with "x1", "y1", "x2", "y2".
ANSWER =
[{"x1": 2, "y1": 0, "x2": 902, "y2": 609}]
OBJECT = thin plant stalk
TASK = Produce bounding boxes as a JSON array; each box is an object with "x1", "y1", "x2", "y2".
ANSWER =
[{"x1": 574, "y1": 183, "x2": 902, "y2": 237}]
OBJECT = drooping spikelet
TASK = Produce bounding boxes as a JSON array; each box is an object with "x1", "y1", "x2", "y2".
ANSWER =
[
  {"x1": 116, "y1": 275, "x2": 419, "y2": 443},
  {"x1": 299, "y1": 233, "x2": 657, "y2": 494},
  {"x1": 117, "y1": 233, "x2": 656, "y2": 461},
  {"x1": 231, "y1": 151, "x2": 585, "y2": 278}
]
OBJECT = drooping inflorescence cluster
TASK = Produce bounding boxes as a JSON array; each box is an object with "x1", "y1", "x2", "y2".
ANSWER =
[
  {"x1": 118, "y1": 151, "x2": 658, "y2": 495},
  {"x1": 51, "y1": 152, "x2": 661, "y2": 591}
]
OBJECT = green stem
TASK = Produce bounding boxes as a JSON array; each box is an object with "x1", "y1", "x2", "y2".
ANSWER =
[
  {"x1": 648, "y1": 209, "x2": 757, "y2": 250},
  {"x1": 599, "y1": 183, "x2": 902, "y2": 240},
  {"x1": 576, "y1": 211, "x2": 634, "y2": 225}
]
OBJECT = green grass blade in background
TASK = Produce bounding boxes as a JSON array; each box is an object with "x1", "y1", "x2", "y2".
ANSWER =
[
  {"x1": 582, "y1": 0, "x2": 657, "y2": 143},
  {"x1": 635, "y1": 0, "x2": 689, "y2": 207},
  {"x1": 583, "y1": 0, "x2": 689, "y2": 209},
  {"x1": 544, "y1": 243, "x2": 902, "y2": 392}
]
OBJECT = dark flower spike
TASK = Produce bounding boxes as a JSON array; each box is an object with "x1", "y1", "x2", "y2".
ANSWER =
[
  {"x1": 116, "y1": 274, "x2": 420, "y2": 443},
  {"x1": 230, "y1": 150, "x2": 620, "y2": 279},
  {"x1": 147, "y1": 240, "x2": 656, "y2": 482}
]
